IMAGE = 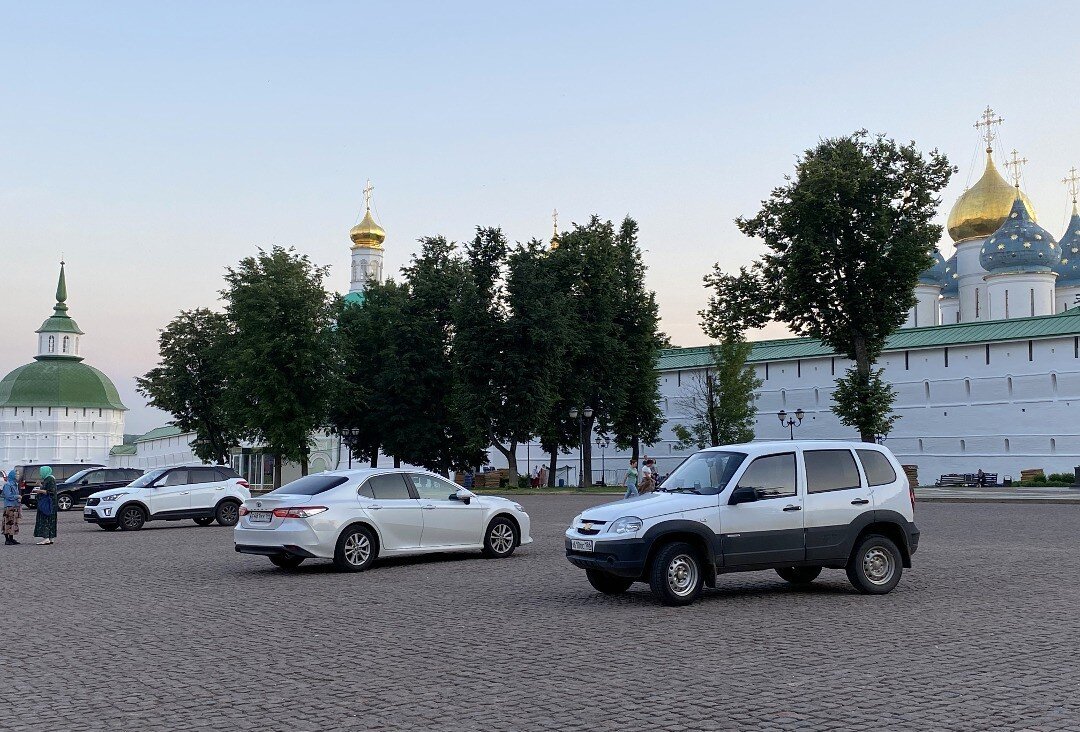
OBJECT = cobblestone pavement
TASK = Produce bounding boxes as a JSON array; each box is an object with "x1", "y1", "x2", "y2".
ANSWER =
[{"x1": 3, "y1": 499, "x2": 1079, "y2": 732}]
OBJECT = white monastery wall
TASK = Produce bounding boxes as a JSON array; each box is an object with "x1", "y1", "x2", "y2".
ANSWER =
[{"x1": 0, "y1": 406, "x2": 123, "y2": 466}]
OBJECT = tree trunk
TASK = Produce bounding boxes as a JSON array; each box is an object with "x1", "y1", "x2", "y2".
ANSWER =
[
  {"x1": 493, "y1": 442, "x2": 519, "y2": 485},
  {"x1": 547, "y1": 449, "x2": 557, "y2": 487},
  {"x1": 300, "y1": 443, "x2": 309, "y2": 476},
  {"x1": 582, "y1": 416, "x2": 594, "y2": 487},
  {"x1": 852, "y1": 335, "x2": 876, "y2": 443},
  {"x1": 273, "y1": 454, "x2": 282, "y2": 489},
  {"x1": 631, "y1": 436, "x2": 640, "y2": 463},
  {"x1": 370, "y1": 447, "x2": 378, "y2": 468},
  {"x1": 393, "y1": 455, "x2": 401, "y2": 468},
  {"x1": 707, "y1": 375, "x2": 721, "y2": 446}
]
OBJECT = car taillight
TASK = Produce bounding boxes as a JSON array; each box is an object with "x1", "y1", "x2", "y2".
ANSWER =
[
  {"x1": 909, "y1": 484, "x2": 916, "y2": 512},
  {"x1": 239, "y1": 506, "x2": 250, "y2": 516},
  {"x1": 272, "y1": 506, "x2": 328, "y2": 519},
  {"x1": 237, "y1": 480, "x2": 249, "y2": 489}
]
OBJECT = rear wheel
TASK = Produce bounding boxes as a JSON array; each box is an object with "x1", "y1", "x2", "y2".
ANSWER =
[
  {"x1": 334, "y1": 525, "x2": 376, "y2": 572},
  {"x1": 215, "y1": 501, "x2": 240, "y2": 527},
  {"x1": 118, "y1": 505, "x2": 146, "y2": 531},
  {"x1": 56, "y1": 493, "x2": 74, "y2": 512},
  {"x1": 193, "y1": 517, "x2": 215, "y2": 527},
  {"x1": 846, "y1": 534, "x2": 903, "y2": 595},
  {"x1": 270, "y1": 555, "x2": 305, "y2": 569},
  {"x1": 482, "y1": 517, "x2": 518, "y2": 558},
  {"x1": 649, "y1": 541, "x2": 704, "y2": 606},
  {"x1": 776, "y1": 566, "x2": 822, "y2": 585},
  {"x1": 586, "y1": 569, "x2": 634, "y2": 595}
]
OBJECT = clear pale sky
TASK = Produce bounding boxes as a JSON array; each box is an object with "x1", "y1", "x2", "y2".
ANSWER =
[{"x1": 3, "y1": 1, "x2": 1080, "y2": 432}]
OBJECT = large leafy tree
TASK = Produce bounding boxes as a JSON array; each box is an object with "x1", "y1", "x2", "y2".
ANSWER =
[
  {"x1": 671, "y1": 340, "x2": 762, "y2": 449},
  {"x1": 222, "y1": 246, "x2": 337, "y2": 485},
  {"x1": 136, "y1": 308, "x2": 238, "y2": 465},
  {"x1": 737, "y1": 131, "x2": 952, "y2": 441}
]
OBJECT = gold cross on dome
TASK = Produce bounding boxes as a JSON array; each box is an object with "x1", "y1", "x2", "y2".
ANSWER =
[
  {"x1": 1005, "y1": 149, "x2": 1028, "y2": 187},
  {"x1": 974, "y1": 106, "x2": 1004, "y2": 152},
  {"x1": 363, "y1": 179, "x2": 375, "y2": 210},
  {"x1": 552, "y1": 208, "x2": 559, "y2": 232},
  {"x1": 1064, "y1": 167, "x2": 1080, "y2": 202}
]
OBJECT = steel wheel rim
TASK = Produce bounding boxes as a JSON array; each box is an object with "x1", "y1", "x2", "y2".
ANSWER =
[
  {"x1": 220, "y1": 504, "x2": 238, "y2": 524},
  {"x1": 344, "y1": 532, "x2": 371, "y2": 566},
  {"x1": 122, "y1": 508, "x2": 141, "y2": 527},
  {"x1": 863, "y1": 546, "x2": 895, "y2": 585},
  {"x1": 58, "y1": 495, "x2": 72, "y2": 510},
  {"x1": 490, "y1": 523, "x2": 514, "y2": 554},
  {"x1": 667, "y1": 554, "x2": 699, "y2": 596}
]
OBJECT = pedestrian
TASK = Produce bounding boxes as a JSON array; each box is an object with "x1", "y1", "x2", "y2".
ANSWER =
[
  {"x1": 624, "y1": 459, "x2": 639, "y2": 499},
  {"x1": 639, "y1": 459, "x2": 656, "y2": 494},
  {"x1": 32, "y1": 465, "x2": 58, "y2": 545},
  {"x1": 3, "y1": 469, "x2": 21, "y2": 545}
]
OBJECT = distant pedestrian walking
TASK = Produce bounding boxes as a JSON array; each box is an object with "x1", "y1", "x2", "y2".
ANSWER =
[
  {"x1": 639, "y1": 459, "x2": 656, "y2": 494},
  {"x1": 624, "y1": 459, "x2": 639, "y2": 499},
  {"x1": 33, "y1": 465, "x2": 58, "y2": 545},
  {"x1": 3, "y1": 469, "x2": 21, "y2": 545}
]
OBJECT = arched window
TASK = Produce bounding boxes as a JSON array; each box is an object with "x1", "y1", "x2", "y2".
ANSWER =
[
  {"x1": 780, "y1": 389, "x2": 787, "y2": 406},
  {"x1": 1007, "y1": 377, "x2": 1014, "y2": 398},
  {"x1": 1004, "y1": 438, "x2": 1010, "y2": 453},
  {"x1": 62, "y1": 336, "x2": 69, "y2": 353},
  {"x1": 1050, "y1": 438, "x2": 1057, "y2": 454},
  {"x1": 1051, "y1": 373, "x2": 1058, "y2": 396},
  {"x1": 918, "y1": 438, "x2": 924, "y2": 453},
  {"x1": 965, "y1": 379, "x2": 971, "y2": 400},
  {"x1": 960, "y1": 439, "x2": 966, "y2": 452},
  {"x1": 48, "y1": 336, "x2": 55, "y2": 353},
  {"x1": 924, "y1": 381, "x2": 930, "y2": 403}
]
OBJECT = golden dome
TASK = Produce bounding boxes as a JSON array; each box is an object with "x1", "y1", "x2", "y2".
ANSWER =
[
  {"x1": 947, "y1": 152, "x2": 1036, "y2": 242},
  {"x1": 350, "y1": 208, "x2": 385, "y2": 249}
]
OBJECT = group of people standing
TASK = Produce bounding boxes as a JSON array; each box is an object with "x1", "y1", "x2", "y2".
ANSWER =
[
  {"x1": 623, "y1": 457, "x2": 657, "y2": 499},
  {"x1": 2, "y1": 466, "x2": 59, "y2": 546}
]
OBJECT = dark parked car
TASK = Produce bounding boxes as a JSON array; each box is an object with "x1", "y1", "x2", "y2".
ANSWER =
[
  {"x1": 54, "y1": 467, "x2": 144, "y2": 511},
  {"x1": 18, "y1": 463, "x2": 104, "y2": 508}
]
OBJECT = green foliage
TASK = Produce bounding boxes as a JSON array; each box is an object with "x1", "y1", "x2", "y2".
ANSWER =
[
  {"x1": 136, "y1": 308, "x2": 238, "y2": 465},
  {"x1": 1048, "y1": 472, "x2": 1075, "y2": 483},
  {"x1": 672, "y1": 341, "x2": 761, "y2": 449},
  {"x1": 830, "y1": 367, "x2": 899, "y2": 440},
  {"x1": 737, "y1": 131, "x2": 953, "y2": 441},
  {"x1": 222, "y1": 247, "x2": 337, "y2": 482},
  {"x1": 700, "y1": 265, "x2": 771, "y2": 341}
]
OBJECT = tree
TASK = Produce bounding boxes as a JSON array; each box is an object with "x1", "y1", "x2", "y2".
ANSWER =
[
  {"x1": 222, "y1": 247, "x2": 337, "y2": 486},
  {"x1": 737, "y1": 131, "x2": 952, "y2": 441},
  {"x1": 671, "y1": 340, "x2": 762, "y2": 449},
  {"x1": 136, "y1": 308, "x2": 238, "y2": 465}
]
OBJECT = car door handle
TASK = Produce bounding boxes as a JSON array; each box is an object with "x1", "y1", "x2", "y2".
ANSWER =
[
  {"x1": 850, "y1": 498, "x2": 870, "y2": 505},
  {"x1": 368, "y1": 505, "x2": 382, "y2": 510},
  {"x1": 422, "y1": 504, "x2": 436, "y2": 510},
  {"x1": 782, "y1": 504, "x2": 801, "y2": 512}
]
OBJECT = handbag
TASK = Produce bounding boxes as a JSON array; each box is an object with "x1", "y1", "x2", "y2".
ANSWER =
[{"x1": 38, "y1": 492, "x2": 54, "y2": 515}]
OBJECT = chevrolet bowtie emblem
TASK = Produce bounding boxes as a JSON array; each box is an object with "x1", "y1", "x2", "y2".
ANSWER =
[{"x1": 582, "y1": 522, "x2": 593, "y2": 531}]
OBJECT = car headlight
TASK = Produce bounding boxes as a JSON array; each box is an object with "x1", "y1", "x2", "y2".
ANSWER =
[
  {"x1": 512, "y1": 503, "x2": 525, "y2": 513},
  {"x1": 609, "y1": 516, "x2": 643, "y2": 535},
  {"x1": 101, "y1": 493, "x2": 127, "y2": 502}
]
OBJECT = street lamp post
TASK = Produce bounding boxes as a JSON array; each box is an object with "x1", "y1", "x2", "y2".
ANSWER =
[
  {"x1": 569, "y1": 407, "x2": 593, "y2": 487},
  {"x1": 595, "y1": 435, "x2": 610, "y2": 486},
  {"x1": 777, "y1": 409, "x2": 805, "y2": 440},
  {"x1": 341, "y1": 428, "x2": 360, "y2": 468}
]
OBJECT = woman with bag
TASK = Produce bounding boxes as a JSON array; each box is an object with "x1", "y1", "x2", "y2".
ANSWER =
[
  {"x1": 32, "y1": 465, "x2": 58, "y2": 545},
  {"x1": 3, "y1": 469, "x2": 21, "y2": 545},
  {"x1": 638, "y1": 459, "x2": 656, "y2": 494}
]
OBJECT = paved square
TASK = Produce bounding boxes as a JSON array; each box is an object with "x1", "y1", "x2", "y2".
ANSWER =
[{"x1": 3, "y1": 497, "x2": 1079, "y2": 731}]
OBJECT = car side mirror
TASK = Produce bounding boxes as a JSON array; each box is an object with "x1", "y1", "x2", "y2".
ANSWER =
[
  {"x1": 81, "y1": 479, "x2": 89, "y2": 486},
  {"x1": 454, "y1": 487, "x2": 476, "y2": 505},
  {"x1": 728, "y1": 486, "x2": 759, "y2": 505}
]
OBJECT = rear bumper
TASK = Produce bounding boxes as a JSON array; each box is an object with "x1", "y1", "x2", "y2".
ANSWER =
[
  {"x1": 908, "y1": 523, "x2": 921, "y2": 555},
  {"x1": 233, "y1": 525, "x2": 332, "y2": 559},
  {"x1": 565, "y1": 537, "x2": 649, "y2": 578},
  {"x1": 235, "y1": 544, "x2": 319, "y2": 559}
]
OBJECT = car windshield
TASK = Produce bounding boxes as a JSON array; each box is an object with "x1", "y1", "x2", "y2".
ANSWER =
[
  {"x1": 263, "y1": 474, "x2": 350, "y2": 497},
  {"x1": 127, "y1": 468, "x2": 169, "y2": 489},
  {"x1": 62, "y1": 469, "x2": 96, "y2": 485},
  {"x1": 659, "y1": 451, "x2": 746, "y2": 495}
]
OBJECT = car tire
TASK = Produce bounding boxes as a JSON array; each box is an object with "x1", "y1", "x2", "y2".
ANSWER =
[
  {"x1": 215, "y1": 501, "x2": 240, "y2": 527},
  {"x1": 482, "y1": 517, "x2": 518, "y2": 558},
  {"x1": 118, "y1": 505, "x2": 146, "y2": 531},
  {"x1": 56, "y1": 493, "x2": 74, "y2": 512},
  {"x1": 586, "y1": 569, "x2": 634, "y2": 595},
  {"x1": 194, "y1": 517, "x2": 216, "y2": 527},
  {"x1": 776, "y1": 566, "x2": 822, "y2": 585},
  {"x1": 649, "y1": 541, "x2": 704, "y2": 606},
  {"x1": 846, "y1": 534, "x2": 903, "y2": 595},
  {"x1": 99, "y1": 523, "x2": 120, "y2": 532},
  {"x1": 333, "y1": 525, "x2": 377, "y2": 572},
  {"x1": 270, "y1": 555, "x2": 305, "y2": 569}
]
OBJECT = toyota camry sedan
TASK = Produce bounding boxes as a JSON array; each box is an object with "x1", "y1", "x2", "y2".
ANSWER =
[{"x1": 234, "y1": 468, "x2": 532, "y2": 571}]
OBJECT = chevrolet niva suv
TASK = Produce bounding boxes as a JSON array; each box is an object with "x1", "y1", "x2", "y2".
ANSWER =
[{"x1": 565, "y1": 441, "x2": 920, "y2": 606}]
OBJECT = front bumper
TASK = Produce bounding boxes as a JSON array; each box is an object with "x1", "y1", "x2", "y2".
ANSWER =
[
  {"x1": 565, "y1": 535, "x2": 649, "y2": 578},
  {"x1": 83, "y1": 506, "x2": 117, "y2": 524}
]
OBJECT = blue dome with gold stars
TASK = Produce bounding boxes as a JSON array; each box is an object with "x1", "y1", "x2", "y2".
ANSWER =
[
  {"x1": 942, "y1": 252, "x2": 959, "y2": 297},
  {"x1": 980, "y1": 195, "x2": 1059, "y2": 273},
  {"x1": 919, "y1": 248, "x2": 947, "y2": 286},
  {"x1": 1054, "y1": 206, "x2": 1080, "y2": 286}
]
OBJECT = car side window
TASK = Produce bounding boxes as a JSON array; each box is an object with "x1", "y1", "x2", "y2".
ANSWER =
[
  {"x1": 735, "y1": 453, "x2": 796, "y2": 499},
  {"x1": 804, "y1": 450, "x2": 862, "y2": 493},
  {"x1": 86, "y1": 471, "x2": 106, "y2": 484},
  {"x1": 366, "y1": 473, "x2": 412, "y2": 500},
  {"x1": 856, "y1": 450, "x2": 898, "y2": 486},
  {"x1": 162, "y1": 470, "x2": 190, "y2": 487},
  {"x1": 357, "y1": 482, "x2": 375, "y2": 499},
  {"x1": 190, "y1": 468, "x2": 219, "y2": 484},
  {"x1": 409, "y1": 474, "x2": 459, "y2": 501}
]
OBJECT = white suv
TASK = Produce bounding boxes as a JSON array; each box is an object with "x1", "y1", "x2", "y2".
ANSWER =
[
  {"x1": 84, "y1": 465, "x2": 251, "y2": 531},
  {"x1": 565, "y1": 441, "x2": 920, "y2": 606}
]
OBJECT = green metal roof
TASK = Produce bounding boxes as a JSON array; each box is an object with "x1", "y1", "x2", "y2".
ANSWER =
[
  {"x1": 658, "y1": 307, "x2": 1080, "y2": 371},
  {"x1": 109, "y1": 444, "x2": 137, "y2": 455},
  {"x1": 0, "y1": 360, "x2": 127, "y2": 410},
  {"x1": 135, "y1": 425, "x2": 185, "y2": 443}
]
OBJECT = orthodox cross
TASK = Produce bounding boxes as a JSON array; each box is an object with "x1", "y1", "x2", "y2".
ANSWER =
[
  {"x1": 1064, "y1": 167, "x2": 1080, "y2": 203},
  {"x1": 1004, "y1": 149, "x2": 1028, "y2": 188},
  {"x1": 363, "y1": 179, "x2": 374, "y2": 210},
  {"x1": 974, "y1": 106, "x2": 1004, "y2": 152},
  {"x1": 552, "y1": 208, "x2": 559, "y2": 235}
]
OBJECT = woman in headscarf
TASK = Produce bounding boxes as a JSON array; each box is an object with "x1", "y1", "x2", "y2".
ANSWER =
[
  {"x1": 2, "y1": 469, "x2": 21, "y2": 545},
  {"x1": 32, "y1": 465, "x2": 58, "y2": 545}
]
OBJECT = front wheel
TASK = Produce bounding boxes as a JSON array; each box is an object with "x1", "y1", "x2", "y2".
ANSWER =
[
  {"x1": 215, "y1": 501, "x2": 240, "y2": 527},
  {"x1": 334, "y1": 525, "x2": 376, "y2": 572},
  {"x1": 482, "y1": 517, "x2": 518, "y2": 558},
  {"x1": 776, "y1": 566, "x2": 822, "y2": 585},
  {"x1": 586, "y1": 569, "x2": 634, "y2": 595},
  {"x1": 194, "y1": 517, "x2": 215, "y2": 527},
  {"x1": 649, "y1": 542, "x2": 704, "y2": 606},
  {"x1": 118, "y1": 505, "x2": 146, "y2": 531},
  {"x1": 846, "y1": 534, "x2": 903, "y2": 594},
  {"x1": 56, "y1": 494, "x2": 75, "y2": 512},
  {"x1": 270, "y1": 555, "x2": 305, "y2": 569}
]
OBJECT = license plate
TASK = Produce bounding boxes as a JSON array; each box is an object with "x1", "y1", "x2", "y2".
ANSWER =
[
  {"x1": 571, "y1": 539, "x2": 593, "y2": 552},
  {"x1": 249, "y1": 511, "x2": 272, "y2": 523}
]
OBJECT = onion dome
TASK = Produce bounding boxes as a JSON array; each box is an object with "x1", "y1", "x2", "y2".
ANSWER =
[
  {"x1": 349, "y1": 208, "x2": 385, "y2": 249},
  {"x1": 941, "y1": 253, "x2": 959, "y2": 297},
  {"x1": 980, "y1": 194, "x2": 1059, "y2": 273},
  {"x1": 919, "y1": 248, "x2": 947, "y2": 286},
  {"x1": 948, "y1": 152, "x2": 1037, "y2": 242},
  {"x1": 1055, "y1": 204, "x2": 1080, "y2": 285}
]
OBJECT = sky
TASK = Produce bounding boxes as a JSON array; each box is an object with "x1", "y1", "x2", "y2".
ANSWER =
[{"x1": 3, "y1": 0, "x2": 1080, "y2": 433}]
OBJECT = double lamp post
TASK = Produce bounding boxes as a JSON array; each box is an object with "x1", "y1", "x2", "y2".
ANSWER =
[{"x1": 569, "y1": 407, "x2": 592, "y2": 488}]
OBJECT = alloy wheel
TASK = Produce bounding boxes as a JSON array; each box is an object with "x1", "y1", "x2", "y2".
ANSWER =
[
  {"x1": 343, "y1": 531, "x2": 371, "y2": 567},
  {"x1": 489, "y1": 523, "x2": 515, "y2": 555},
  {"x1": 57, "y1": 495, "x2": 73, "y2": 511}
]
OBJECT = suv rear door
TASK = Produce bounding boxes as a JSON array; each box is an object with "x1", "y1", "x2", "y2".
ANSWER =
[
  {"x1": 720, "y1": 451, "x2": 805, "y2": 566},
  {"x1": 186, "y1": 467, "x2": 226, "y2": 510},
  {"x1": 803, "y1": 448, "x2": 873, "y2": 561}
]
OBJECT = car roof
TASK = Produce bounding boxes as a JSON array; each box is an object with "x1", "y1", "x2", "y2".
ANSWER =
[
  {"x1": 315, "y1": 467, "x2": 440, "y2": 480},
  {"x1": 702, "y1": 440, "x2": 891, "y2": 455}
]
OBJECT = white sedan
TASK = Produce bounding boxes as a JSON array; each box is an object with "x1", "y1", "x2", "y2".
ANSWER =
[{"x1": 234, "y1": 468, "x2": 532, "y2": 571}]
